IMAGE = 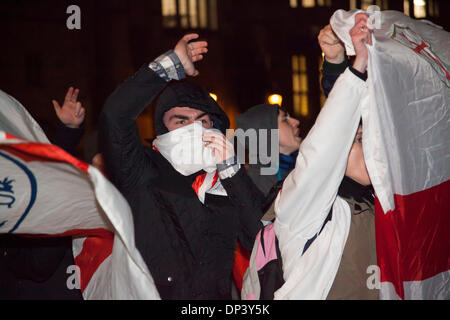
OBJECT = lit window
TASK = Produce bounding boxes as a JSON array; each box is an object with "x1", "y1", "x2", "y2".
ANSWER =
[
  {"x1": 428, "y1": 0, "x2": 439, "y2": 17},
  {"x1": 351, "y1": 0, "x2": 387, "y2": 10},
  {"x1": 209, "y1": 0, "x2": 218, "y2": 30},
  {"x1": 376, "y1": 0, "x2": 389, "y2": 10},
  {"x1": 162, "y1": 0, "x2": 177, "y2": 28},
  {"x1": 189, "y1": 0, "x2": 199, "y2": 28},
  {"x1": 292, "y1": 0, "x2": 331, "y2": 8},
  {"x1": 318, "y1": 55, "x2": 326, "y2": 108},
  {"x1": 317, "y1": 0, "x2": 332, "y2": 6},
  {"x1": 403, "y1": 0, "x2": 410, "y2": 16},
  {"x1": 179, "y1": 0, "x2": 188, "y2": 28},
  {"x1": 361, "y1": 0, "x2": 373, "y2": 10},
  {"x1": 161, "y1": 0, "x2": 217, "y2": 29},
  {"x1": 302, "y1": 0, "x2": 315, "y2": 7},
  {"x1": 413, "y1": 0, "x2": 426, "y2": 18},
  {"x1": 199, "y1": 0, "x2": 208, "y2": 28},
  {"x1": 292, "y1": 55, "x2": 309, "y2": 117}
]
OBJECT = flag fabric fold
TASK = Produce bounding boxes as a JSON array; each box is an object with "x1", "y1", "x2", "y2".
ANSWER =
[
  {"x1": 331, "y1": 9, "x2": 450, "y2": 299},
  {"x1": 0, "y1": 90, "x2": 160, "y2": 299}
]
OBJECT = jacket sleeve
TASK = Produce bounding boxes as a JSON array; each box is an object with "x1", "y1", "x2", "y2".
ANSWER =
[
  {"x1": 99, "y1": 64, "x2": 168, "y2": 191},
  {"x1": 49, "y1": 119, "x2": 85, "y2": 155},
  {"x1": 0, "y1": 235, "x2": 72, "y2": 283},
  {"x1": 220, "y1": 168, "x2": 265, "y2": 250},
  {"x1": 321, "y1": 59, "x2": 349, "y2": 98},
  {"x1": 274, "y1": 68, "x2": 366, "y2": 275}
]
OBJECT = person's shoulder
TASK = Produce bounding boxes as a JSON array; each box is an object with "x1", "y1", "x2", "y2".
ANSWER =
[
  {"x1": 143, "y1": 145, "x2": 159, "y2": 161},
  {"x1": 143, "y1": 146, "x2": 171, "y2": 174}
]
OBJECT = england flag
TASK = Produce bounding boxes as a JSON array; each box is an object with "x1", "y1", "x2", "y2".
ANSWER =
[
  {"x1": 0, "y1": 90, "x2": 160, "y2": 299},
  {"x1": 331, "y1": 9, "x2": 449, "y2": 299}
]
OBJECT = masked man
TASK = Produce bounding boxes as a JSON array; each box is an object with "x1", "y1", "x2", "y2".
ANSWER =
[{"x1": 99, "y1": 34, "x2": 264, "y2": 299}]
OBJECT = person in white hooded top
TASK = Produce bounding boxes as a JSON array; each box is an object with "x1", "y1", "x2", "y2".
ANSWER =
[{"x1": 242, "y1": 13, "x2": 378, "y2": 300}]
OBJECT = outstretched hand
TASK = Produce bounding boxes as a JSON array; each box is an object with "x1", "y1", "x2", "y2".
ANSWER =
[
  {"x1": 174, "y1": 33, "x2": 208, "y2": 77},
  {"x1": 52, "y1": 87, "x2": 85, "y2": 129},
  {"x1": 318, "y1": 24, "x2": 345, "y2": 64}
]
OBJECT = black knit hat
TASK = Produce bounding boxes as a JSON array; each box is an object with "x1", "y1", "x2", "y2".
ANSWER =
[{"x1": 154, "y1": 80, "x2": 230, "y2": 135}]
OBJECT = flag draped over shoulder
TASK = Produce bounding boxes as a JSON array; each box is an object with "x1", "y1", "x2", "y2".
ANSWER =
[
  {"x1": 0, "y1": 90, "x2": 160, "y2": 299},
  {"x1": 331, "y1": 10, "x2": 450, "y2": 299}
]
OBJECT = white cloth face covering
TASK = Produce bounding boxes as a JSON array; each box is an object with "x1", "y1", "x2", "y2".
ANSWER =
[{"x1": 153, "y1": 121, "x2": 218, "y2": 176}]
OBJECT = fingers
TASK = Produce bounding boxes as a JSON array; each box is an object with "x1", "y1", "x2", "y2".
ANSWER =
[
  {"x1": 52, "y1": 100, "x2": 61, "y2": 112},
  {"x1": 174, "y1": 34, "x2": 207, "y2": 77},
  {"x1": 318, "y1": 24, "x2": 332, "y2": 36},
  {"x1": 71, "y1": 88, "x2": 79, "y2": 102},
  {"x1": 350, "y1": 19, "x2": 367, "y2": 35},
  {"x1": 64, "y1": 87, "x2": 80, "y2": 103},
  {"x1": 175, "y1": 34, "x2": 207, "y2": 77},
  {"x1": 189, "y1": 40, "x2": 208, "y2": 49},
  {"x1": 203, "y1": 132, "x2": 218, "y2": 144},
  {"x1": 365, "y1": 30, "x2": 373, "y2": 46},
  {"x1": 354, "y1": 12, "x2": 369, "y2": 25},
  {"x1": 350, "y1": 19, "x2": 372, "y2": 39},
  {"x1": 351, "y1": 14, "x2": 372, "y2": 43},
  {"x1": 75, "y1": 101, "x2": 81, "y2": 113},
  {"x1": 181, "y1": 33, "x2": 200, "y2": 42},
  {"x1": 75, "y1": 101, "x2": 85, "y2": 117},
  {"x1": 190, "y1": 46, "x2": 208, "y2": 57},
  {"x1": 203, "y1": 132, "x2": 231, "y2": 149},
  {"x1": 77, "y1": 106, "x2": 86, "y2": 120},
  {"x1": 204, "y1": 140, "x2": 228, "y2": 158},
  {"x1": 203, "y1": 132, "x2": 225, "y2": 147},
  {"x1": 319, "y1": 26, "x2": 339, "y2": 44},
  {"x1": 64, "y1": 87, "x2": 73, "y2": 102},
  {"x1": 319, "y1": 25, "x2": 338, "y2": 43},
  {"x1": 188, "y1": 41, "x2": 208, "y2": 61},
  {"x1": 203, "y1": 131, "x2": 226, "y2": 141},
  {"x1": 186, "y1": 38, "x2": 208, "y2": 56},
  {"x1": 204, "y1": 141, "x2": 226, "y2": 151},
  {"x1": 350, "y1": 14, "x2": 372, "y2": 72},
  {"x1": 191, "y1": 53, "x2": 206, "y2": 65},
  {"x1": 319, "y1": 32, "x2": 340, "y2": 46}
]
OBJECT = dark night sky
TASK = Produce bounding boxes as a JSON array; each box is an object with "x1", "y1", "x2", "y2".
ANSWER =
[{"x1": 0, "y1": 0, "x2": 448, "y2": 160}]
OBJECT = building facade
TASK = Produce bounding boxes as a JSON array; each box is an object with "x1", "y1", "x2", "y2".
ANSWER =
[{"x1": 0, "y1": 0, "x2": 448, "y2": 157}]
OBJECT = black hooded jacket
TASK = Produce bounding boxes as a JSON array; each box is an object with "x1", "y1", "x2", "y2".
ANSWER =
[{"x1": 99, "y1": 64, "x2": 264, "y2": 299}]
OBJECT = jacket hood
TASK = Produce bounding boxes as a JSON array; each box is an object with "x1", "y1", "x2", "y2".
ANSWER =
[
  {"x1": 235, "y1": 104, "x2": 278, "y2": 132},
  {"x1": 155, "y1": 80, "x2": 230, "y2": 135},
  {"x1": 235, "y1": 104, "x2": 279, "y2": 155},
  {"x1": 235, "y1": 104, "x2": 280, "y2": 195}
]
